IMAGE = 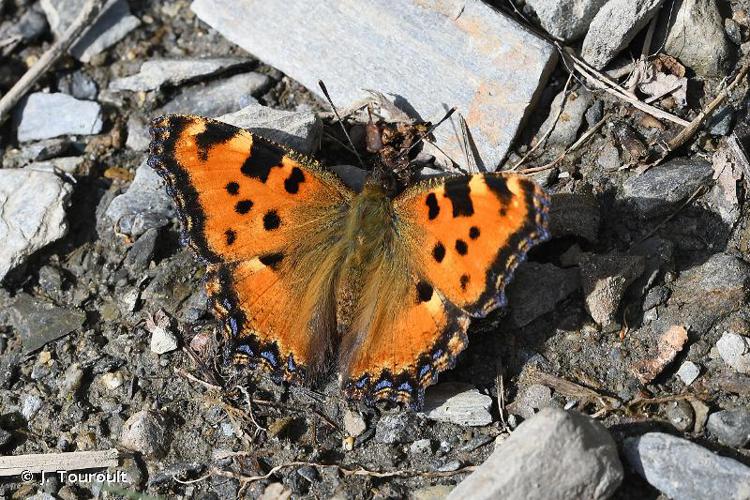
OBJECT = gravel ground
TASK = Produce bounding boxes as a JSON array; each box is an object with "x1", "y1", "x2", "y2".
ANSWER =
[{"x1": 0, "y1": 0, "x2": 749, "y2": 499}]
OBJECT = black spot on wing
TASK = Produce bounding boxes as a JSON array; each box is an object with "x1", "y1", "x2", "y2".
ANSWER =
[
  {"x1": 225, "y1": 229, "x2": 236, "y2": 245},
  {"x1": 455, "y1": 239, "x2": 468, "y2": 255},
  {"x1": 460, "y1": 274, "x2": 470, "y2": 290},
  {"x1": 284, "y1": 167, "x2": 305, "y2": 194},
  {"x1": 259, "y1": 252, "x2": 284, "y2": 270},
  {"x1": 195, "y1": 121, "x2": 239, "y2": 161},
  {"x1": 425, "y1": 192, "x2": 440, "y2": 220},
  {"x1": 235, "y1": 199, "x2": 253, "y2": 214},
  {"x1": 241, "y1": 136, "x2": 285, "y2": 182},
  {"x1": 263, "y1": 210, "x2": 281, "y2": 230},
  {"x1": 443, "y1": 176, "x2": 474, "y2": 217},
  {"x1": 485, "y1": 174, "x2": 513, "y2": 205},
  {"x1": 432, "y1": 242, "x2": 445, "y2": 263},
  {"x1": 226, "y1": 182, "x2": 239, "y2": 195},
  {"x1": 469, "y1": 226, "x2": 480, "y2": 239},
  {"x1": 416, "y1": 281, "x2": 433, "y2": 303}
]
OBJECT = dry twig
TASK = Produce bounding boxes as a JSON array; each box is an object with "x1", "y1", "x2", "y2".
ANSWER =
[
  {"x1": 212, "y1": 461, "x2": 477, "y2": 485},
  {"x1": 0, "y1": 0, "x2": 105, "y2": 126}
]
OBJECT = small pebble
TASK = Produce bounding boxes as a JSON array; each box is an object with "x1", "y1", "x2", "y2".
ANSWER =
[
  {"x1": 150, "y1": 326, "x2": 178, "y2": 354},
  {"x1": 21, "y1": 394, "x2": 43, "y2": 420},
  {"x1": 716, "y1": 332, "x2": 750, "y2": 373},
  {"x1": 120, "y1": 410, "x2": 168, "y2": 458},
  {"x1": 100, "y1": 371, "x2": 125, "y2": 391},
  {"x1": 343, "y1": 409, "x2": 367, "y2": 437},
  {"x1": 676, "y1": 361, "x2": 700, "y2": 385},
  {"x1": 664, "y1": 400, "x2": 694, "y2": 432}
]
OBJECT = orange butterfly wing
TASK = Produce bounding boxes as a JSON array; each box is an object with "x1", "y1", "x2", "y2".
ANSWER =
[
  {"x1": 342, "y1": 173, "x2": 549, "y2": 406},
  {"x1": 149, "y1": 115, "x2": 351, "y2": 382}
]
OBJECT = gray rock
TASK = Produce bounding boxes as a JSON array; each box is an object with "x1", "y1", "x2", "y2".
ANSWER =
[
  {"x1": 548, "y1": 192, "x2": 601, "y2": 242},
  {"x1": 16, "y1": 92, "x2": 103, "y2": 142},
  {"x1": 642, "y1": 285, "x2": 670, "y2": 310},
  {"x1": 708, "y1": 106, "x2": 734, "y2": 136},
  {"x1": 671, "y1": 254, "x2": 750, "y2": 335},
  {"x1": 2, "y1": 6, "x2": 49, "y2": 42},
  {"x1": 507, "y1": 384, "x2": 553, "y2": 419},
  {"x1": 11, "y1": 138, "x2": 73, "y2": 165},
  {"x1": 621, "y1": 157, "x2": 713, "y2": 218},
  {"x1": 596, "y1": 142, "x2": 621, "y2": 171},
  {"x1": 120, "y1": 410, "x2": 169, "y2": 458},
  {"x1": 579, "y1": 253, "x2": 646, "y2": 327},
  {"x1": 707, "y1": 409, "x2": 750, "y2": 448},
  {"x1": 191, "y1": 0, "x2": 557, "y2": 170},
  {"x1": 104, "y1": 161, "x2": 176, "y2": 237},
  {"x1": 725, "y1": 18, "x2": 742, "y2": 45},
  {"x1": 0, "y1": 170, "x2": 72, "y2": 281},
  {"x1": 676, "y1": 360, "x2": 700, "y2": 385},
  {"x1": 582, "y1": 0, "x2": 665, "y2": 69},
  {"x1": 535, "y1": 86, "x2": 594, "y2": 154},
  {"x1": 507, "y1": 262, "x2": 581, "y2": 327},
  {"x1": 110, "y1": 57, "x2": 250, "y2": 92},
  {"x1": 58, "y1": 71, "x2": 98, "y2": 101},
  {"x1": 716, "y1": 332, "x2": 750, "y2": 374},
  {"x1": 8, "y1": 294, "x2": 85, "y2": 353},
  {"x1": 124, "y1": 228, "x2": 159, "y2": 271},
  {"x1": 421, "y1": 382, "x2": 493, "y2": 427},
  {"x1": 526, "y1": 0, "x2": 607, "y2": 41},
  {"x1": 219, "y1": 104, "x2": 322, "y2": 154},
  {"x1": 159, "y1": 72, "x2": 270, "y2": 117},
  {"x1": 375, "y1": 413, "x2": 421, "y2": 444},
  {"x1": 624, "y1": 432, "x2": 750, "y2": 499},
  {"x1": 448, "y1": 408, "x2": 623, "y2": 500},
  {"x1": 21, "y1": 394, "x2": 43, "y2": 420},
  {"x1": 664, "y1": 0, "x2": 732, "y2": 77},
  {"x1": 585, "y1": 99, "x2": 604, "y2": 126},
  {"x1": 41, "y1": 0, "x2": 141, "y2": 63},
  {"x1": 125, "y1": 115, "x2": 150, "y2": 151}
]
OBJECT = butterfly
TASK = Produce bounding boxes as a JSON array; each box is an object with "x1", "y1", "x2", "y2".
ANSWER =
[{"x1": 148, "y1": 114, "x2": 550, "y2": 408}]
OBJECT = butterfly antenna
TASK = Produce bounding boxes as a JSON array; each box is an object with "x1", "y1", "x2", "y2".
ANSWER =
[
  {"x1": 396, "y1": 107, "x2": 457, "y2": 160},
  {"x1": 318, "y1": 80, "x2": 366, "y2": 169}
]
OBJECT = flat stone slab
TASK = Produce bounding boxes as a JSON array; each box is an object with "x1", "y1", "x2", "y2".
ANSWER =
[
  {"x1": 0, "y1": 169, "x2": 72, "y2": 282},
  {"x1": 16, "y1": 92, "x2": 103, "y2": 142},
  {"x1": 110, "y1": 57, "x2": 251, "y2": 92},
  {"x1": 191, "y1": 0, "x2": 557, "y2": 170},
  {"x1": 41, "y1": 0, "x2": 141, "y2": 63},
  {"x1": 421, "y1": 382, "x2": 493, "y2": 426}
]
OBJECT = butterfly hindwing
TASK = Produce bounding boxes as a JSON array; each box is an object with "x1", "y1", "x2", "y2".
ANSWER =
[{"x1": 149, "y1": 114, "x2": 351, "y2": 381}]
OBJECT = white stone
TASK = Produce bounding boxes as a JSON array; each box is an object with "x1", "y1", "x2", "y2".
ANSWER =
[
  {"x1": 422, "y1": 382, "x2": 493, "y2": 427},
  {"x1": 150, "y1": 326, "x2": 179, "y2": 354},
  {"x1": 100, "y1": 371, "x2": 125, "y2": 390},
  {"x1": 191, "y1": 0, "x2": 557, "y2": 170},
  {"x1": 716, "y1": 332, "x2": 750, "y2": 374},
  {"x1": 0, "y1": 170, "x2": 72, "y2": 281},
  {"x1": 676, "y1": 360, "x2": 701, "y2": 385},
  {"x1": 17, "y1": 92, "x2": 103, "y2": 142},
  {"x1": 21, "y1": 394, "x2": 43, "y2": 420}
]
